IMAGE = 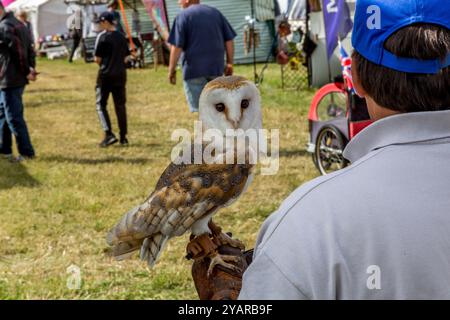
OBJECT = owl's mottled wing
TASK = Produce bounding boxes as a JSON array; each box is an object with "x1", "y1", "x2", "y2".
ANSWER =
[{"x1": 106, "y1": 160, "x2": 253, "y2": 266}]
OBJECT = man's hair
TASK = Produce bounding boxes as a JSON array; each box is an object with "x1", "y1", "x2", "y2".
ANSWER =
[
  {"x1": 353, "y1": 24, "x2": 450, "y2": 113},
  {"x1": 17, "y1": 10, "x2": 28, "y2": 19}
]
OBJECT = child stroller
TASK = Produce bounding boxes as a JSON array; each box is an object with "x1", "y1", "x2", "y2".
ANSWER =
[{"x1": 307, "y1": 74, "x2": 372, "y2": 175}]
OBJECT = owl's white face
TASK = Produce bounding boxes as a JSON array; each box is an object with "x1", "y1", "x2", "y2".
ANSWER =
[{"x1": 199, "y1": 77, "x2": 263, "y2": 134}]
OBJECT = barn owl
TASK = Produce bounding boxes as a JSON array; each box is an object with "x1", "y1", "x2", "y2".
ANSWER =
[{"x1": 106, "y1": 76, "x2": 262, "y2": 274}]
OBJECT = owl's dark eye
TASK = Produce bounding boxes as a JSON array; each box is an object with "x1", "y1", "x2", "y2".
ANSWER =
[
  {"x1": 215, "y1": 103, "x2": 226, "y2": 112},
  {"x1": 241, "y1": 99, "x2": 250, "y2": 109}
]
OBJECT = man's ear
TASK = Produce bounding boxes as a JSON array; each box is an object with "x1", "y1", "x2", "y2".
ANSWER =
[{"x1": 351, "y1": 59, "x2": 367, "y2": 98}]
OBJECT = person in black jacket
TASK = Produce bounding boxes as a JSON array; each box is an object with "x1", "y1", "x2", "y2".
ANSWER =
[
  {"x1": 94, "y1": 12, "x2": 131, "y2": 147},
  {"x1": 0, "y1": 3, "x2": 36, "y2": 161},
  {"x1": 16, "y1": 10, "x2": 35, "y2": 45}
]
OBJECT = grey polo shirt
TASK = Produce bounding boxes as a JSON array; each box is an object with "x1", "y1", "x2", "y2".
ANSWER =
[{"x1": 239, "y1": 110, "x2": 450, "y2": 300}]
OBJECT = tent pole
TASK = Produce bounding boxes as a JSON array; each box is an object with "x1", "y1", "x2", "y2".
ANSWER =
[
  {"x1": 320, "y1": 0, "x2": 333, "y2": 83},
  {"x1": 118, "y1": 0, "x2": 136, "y2": 51},
  {"x1": 163, "y1": 0, "x2": 169, "y2": 32},
  {"x1": 306, "y1": 0, "x2": 311, "y2": 87},
  {"x1": 251, "y1": 0, "x2": 257, "y2": 83}
]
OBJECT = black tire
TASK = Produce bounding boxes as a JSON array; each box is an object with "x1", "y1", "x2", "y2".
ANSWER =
[
  {"x1": 314, "y1": 125, "x2": 348, "y2": 175},
  {"x1": 312, "y1": 151, "x2": 318, "y2": 170}
]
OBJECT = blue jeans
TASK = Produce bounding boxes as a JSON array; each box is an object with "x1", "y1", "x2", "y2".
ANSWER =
[
  {"x1": 183, "y1": 76, "x2": 217, "y2": 113},
  {"x1": 0, "y1": 87, "x2": 35, "y2": 157}
]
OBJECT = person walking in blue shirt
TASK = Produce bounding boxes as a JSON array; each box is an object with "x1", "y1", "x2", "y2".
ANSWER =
[{"x1": 168, "y1": 0, "x2": 236, "y2": 113}]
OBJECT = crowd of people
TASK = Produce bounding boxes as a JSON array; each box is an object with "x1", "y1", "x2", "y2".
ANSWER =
[{"x1": 0, "y1": 0, "x2": 236, "y2": 156}]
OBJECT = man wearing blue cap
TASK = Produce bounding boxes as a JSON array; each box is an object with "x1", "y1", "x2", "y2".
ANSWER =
[
  {"x1": 193, "y1": 0, "x2": 450, "y2": 299},
  {"x1": 94, "y1": 11, "x2": 131, "y2": 147}
]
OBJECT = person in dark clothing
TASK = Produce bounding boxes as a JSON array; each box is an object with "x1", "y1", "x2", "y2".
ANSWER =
[
  {"x1": 16, "y1": 10, "x2": 34, "y2": 46},
  {"x1": 67, "y1": 7, "x2": 83, "y2": 63},
  {"x1": 94, "y1": 12, "x2": 131, "y2": 148},
  {"x1": 0, "y1": 3, "x2": 36, "y2": 161}
]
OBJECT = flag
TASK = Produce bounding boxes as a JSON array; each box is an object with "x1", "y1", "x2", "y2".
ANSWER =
[
  {"x1": 142, "y1": 0, "x2": 170, "y2": 41},
  {"x1": 2, "y1": 0, "x2": 15, "y2": 7},
  {"x1": 322, "y1": 0, "x2": 353, "y2": 58},
  {"x1": 339, "y1": 42, "x2": 354, "y2": 93}
]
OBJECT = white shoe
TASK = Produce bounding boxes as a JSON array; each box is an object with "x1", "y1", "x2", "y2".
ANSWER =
[
  {"x1": 13, "y1": 155, "x2": 35, "y2": 163},
  {"x1": 1, "y1": 154, "x2": 14, "y2": 161}
]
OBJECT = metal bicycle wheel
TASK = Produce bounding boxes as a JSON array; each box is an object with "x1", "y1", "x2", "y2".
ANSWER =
[{"x1": 315, "y1": 125, "x2": 348, "y2": 175}]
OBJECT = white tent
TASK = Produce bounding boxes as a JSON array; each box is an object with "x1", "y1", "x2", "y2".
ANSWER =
[
  {"x1": 287, "y1": 0, "x2": 307, "y2": 20},
  {"x1": 8, "y1": 0, "x2": 70, "y2": 41},
  {"x1": 277, "y1": 0, "x2": 289, "y2": 14}
]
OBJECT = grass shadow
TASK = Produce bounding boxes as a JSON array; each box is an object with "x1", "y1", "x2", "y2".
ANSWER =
[
  {"x1": 26, "y1": 99, "x2": 82, "y2": 108},
  {"x1": 126, "y1": 142, "x2": 162, "y2": 149},
  {"x1": 26, "y1": 88, "x2": 80, "y2": 94},
  {"x1": 0, "y1": 161, "x2": 40, "y2": 190},
  {"x1": 41, "y1": 155, "x2": 155, "y2": 165},
  {"x1": 279, "y1": 148, "x2": 310, "y2": 158}
]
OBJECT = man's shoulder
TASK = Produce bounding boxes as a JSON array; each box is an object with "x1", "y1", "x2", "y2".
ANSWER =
[
  {"x1": 99, "y1": 30, "x2": 124, "y2": 42},
  {"x1": 111, "y1": 30, "x2": 126, "y2": 41},
  {"x1": 196, "y1": 4, "x2": 221, "y2": 12},
  {"x1": 179, "y1": 4, "x2": 221, "y2": 18},
  {"x1": 0, "y1": 14, "x2": 19, "y2": 29},
  {"x1": 1, "y1": 17, "x2": 30, "y2": 40},
  {"x1": 257, "y1": 147, "x2": 388, "y2": 249},
  {"x1": 97, "y1": 30, "x2": 107, "y2": 40}
]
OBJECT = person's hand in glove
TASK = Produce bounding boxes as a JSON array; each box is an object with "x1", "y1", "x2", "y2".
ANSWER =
[{"x1": 187, "y1": 222, "x2": 253, "y2": 300}]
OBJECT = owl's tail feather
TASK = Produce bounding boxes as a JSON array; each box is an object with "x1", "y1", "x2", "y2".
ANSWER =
[
  {"x1": 106, "y1": 205, "x2": 148, "y2": 261},
  {"x1": 140, "y1": 233, "x2": 169, "y2": 268},
  {"x1": 110, "y1": 239, "x2": 144, "y2": 261},
  {"x1": 106, "y1": 205, "x2": 143, "y2": 246}
]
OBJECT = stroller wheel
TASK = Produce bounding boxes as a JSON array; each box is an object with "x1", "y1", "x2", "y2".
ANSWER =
[{"x1": 315, "y1": 125, "x2": 348, "y2": 175}]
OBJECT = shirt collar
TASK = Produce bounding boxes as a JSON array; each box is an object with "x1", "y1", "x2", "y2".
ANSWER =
[{"x1": 344, "y1": 110, "x2": 450, "y2": 163}]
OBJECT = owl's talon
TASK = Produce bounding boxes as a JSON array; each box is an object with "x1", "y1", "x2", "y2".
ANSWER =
[
  {"x1": 207, "y1": 254, "x2": 242, "y2": 277},
  {"x1": 215, "y1": 232, "x2": 245, "y2": 250}
]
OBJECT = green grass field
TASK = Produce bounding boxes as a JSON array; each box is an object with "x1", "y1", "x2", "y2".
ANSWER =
[{"x1": 0, "y1": 59, "x2": 318, "y2": 299}]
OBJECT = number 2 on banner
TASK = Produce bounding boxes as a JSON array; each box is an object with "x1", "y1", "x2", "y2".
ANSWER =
[{"x1": 327, "y1": 0, "x2": 338, "y2": 13}]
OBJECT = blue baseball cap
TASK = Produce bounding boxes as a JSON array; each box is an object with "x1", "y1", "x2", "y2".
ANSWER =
[{"x1": 352, "y1": 0, "x2": 450, "y2": 74}]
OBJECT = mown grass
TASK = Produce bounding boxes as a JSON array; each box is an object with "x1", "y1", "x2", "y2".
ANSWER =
[{"x1": 0, "y1": 59, "x2": 318, "y2": 299}]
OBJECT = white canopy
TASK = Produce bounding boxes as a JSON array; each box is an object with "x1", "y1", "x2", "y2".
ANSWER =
[
  {"x1": 8, "y1": 0, "x2": 70, "y2": 41},
  {"x1": 287, "y1": 0, "x2": 307, "y2": 20},
  {"x1": 277, "y1": 0, "x2": 289, "y2": 14}
]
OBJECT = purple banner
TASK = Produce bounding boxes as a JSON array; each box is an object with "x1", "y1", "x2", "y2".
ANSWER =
[{"x1": 322, "y1": 0, "x2": 353, "y2": 58}]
